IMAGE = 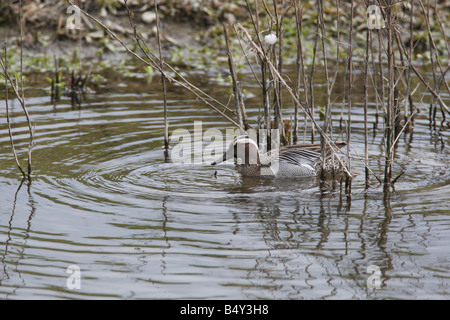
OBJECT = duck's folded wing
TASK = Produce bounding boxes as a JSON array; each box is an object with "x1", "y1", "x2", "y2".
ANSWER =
[
  {"x1": 279, "y1": 142, "x2": 346, "y2": 165},
  {"x1": 279, "y1": 148, "x2": 321, "y2": 167}
]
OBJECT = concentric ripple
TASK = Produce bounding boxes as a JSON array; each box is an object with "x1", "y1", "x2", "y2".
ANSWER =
[{"x1": 0, "y1": 70, "x2": 449, "y2": 299}]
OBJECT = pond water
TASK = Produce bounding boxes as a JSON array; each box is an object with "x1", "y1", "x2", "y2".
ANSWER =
[{"x1": 0, "y1": 62, "x2": 449, "y2": 299}]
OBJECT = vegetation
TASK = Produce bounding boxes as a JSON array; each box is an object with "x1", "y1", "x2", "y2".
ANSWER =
[
  {"x1": 1, "y1": 0, "x2": 449, "y2": 193},
  {"x1": 1, "y1": 1, "x2": 448, "y2": 66}
]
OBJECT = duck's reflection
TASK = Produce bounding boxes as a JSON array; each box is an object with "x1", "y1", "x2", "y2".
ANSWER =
[{"x1": 220, "y1": 175, "x2": 398, "y2": 298}]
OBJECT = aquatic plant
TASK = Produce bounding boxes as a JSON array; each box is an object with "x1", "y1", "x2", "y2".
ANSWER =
[
  {"x1": 1, "y1": 0, "x2": 449, "y2": 193},
  {"x1": 1, "y1": 0, "x2": 34, "y2": 180}
]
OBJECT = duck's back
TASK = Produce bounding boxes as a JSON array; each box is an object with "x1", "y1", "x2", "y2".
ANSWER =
[
  {"x1": 238, "y1": 141, "x2": 346, "y2": 178},
  {"x1": 270, "y1": 142, "x2": 346, "y2": 177}
]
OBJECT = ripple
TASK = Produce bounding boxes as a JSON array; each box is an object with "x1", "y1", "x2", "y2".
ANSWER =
[{"x1": 0, "y1": 70, "x2": 449, "y2": 299}]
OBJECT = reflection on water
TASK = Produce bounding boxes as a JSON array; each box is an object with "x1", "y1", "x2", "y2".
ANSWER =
[{"x1": 0, "y1": 66, "x2": 449, "y2": 299}]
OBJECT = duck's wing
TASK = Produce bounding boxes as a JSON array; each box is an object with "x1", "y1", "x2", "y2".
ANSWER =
[
  {"x1": 278, "y1": 144, "x2": 322, "y2": 166},
  {"x1": 260, "y1": 142, "x2": 346, "y2": 166},
  {"x1": 258, "y1": 145, "x2": 320, "y2": 168},
  {"x1": 279, "y1": 142, "x2": 346, "y2": 166}
]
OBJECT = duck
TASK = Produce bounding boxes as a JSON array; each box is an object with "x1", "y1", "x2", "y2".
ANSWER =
[{"x1": 211, "y1": 135, "x2": 346, "y2": 177}]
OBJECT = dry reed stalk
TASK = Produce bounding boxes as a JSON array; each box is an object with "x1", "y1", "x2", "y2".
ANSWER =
[
  {"x1": 369, "y1": 35, "x2": 379, "y2": 127},
  {"x1": 333, "y1": 0, "x2": 341, "y2": 86},
  {"x1": 71, "y1": 0, "x2": 243, "y2": 131},
  {"x1": 293, "y1": 0, "x2": 308, "y2": 145},
  {"x1": 377, "y1": 28, "x2": 385, "y2": 126},
  {"x1": 236, "y1": 23, "x2": 352, "y2": 177},
  {"x1": 339, "y1": 10, "x2": 347, "y2": 130},
  {"x1": 153, "y1": 0, "x2": 169, "y2": 158},
  {"x1": 271, "y1": 0, "x2": 281, "y2": 134},
  {"x1": 418, "y1": 0, "x2": 449, "y2": 124},
  {"x1": 418, "y1": 0, "x2": 450, "y2": 96},
  {"x1": 376, "y1": 0, "x2": 450, "y2": 122},
  {"x1": 246, "y1": 0, "x2": 271, "y2": 143},
  {"x1": 425, "y1": 0, "x2": 439, "y2": 126},
  {"x1": 292, "y1": 0, "x2": 303, "y2": 144},
  {"x1": 237, "y1": 81, "x2": 249, "y2": 130},
  {"x1": 293, "y1": 3, "x2": 301, "y2": 142},
  {"x1": 19, "y1": 0, "x2": 33, "y2": 177},
  {"x1": 263, "y1": 0, "x2": 292, "y2": 146},
  {"x1": 223, "y1": 23, "x2": 245, "y2": 134},
  {"x1": 2, "y1": 45, "x2": 27, "y2": 178},
  {"x1": 405, "y1": 0, "x2": 414, "y2": 121},
  {"x1": 318, "y1": 0, "x2": 333, "y2": 176},
  {"x1": 293, "y1": 1, "x2": 300, "y2": 144},
  {"x1": 273, "y1": 1, "x2": 293, "y2": 145},
  {"x1": 308, "y1": 9, "x2": 320, "y2": 144},
  {"x1": 232, "y1": 24, "x2": 261, "y2": 88},
  {"x1": 393, "y1": 28, "x2": 450, "y2": 116},
  {"x1": 0, "y1": 0, "x2": 33, "y2": 179},
  {"x1": 345, "y1": 0, "x2": 354, "y2": 193},
  {"x1": 434, "y1": 2, "x2": 450, "y2": 60},
  {"x1": 51, "y1": 55, "x2": 61, "y2": 103},
  {"x1": 384, "y1": 0, "x2": 397, "y2": 188},
  {"x1": 326, "y1": 1, "x2": 341, "y2": 99},
  {"x1": 363, "y1": 2, "x2": 371, "y2": 188}
]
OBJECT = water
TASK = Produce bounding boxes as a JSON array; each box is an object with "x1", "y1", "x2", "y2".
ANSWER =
[{"x1": 0, "y1": 64, "x2": 449, "y2": 299}]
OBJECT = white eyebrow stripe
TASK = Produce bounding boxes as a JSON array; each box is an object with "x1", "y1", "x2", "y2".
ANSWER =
[{"x1": 233, "y1": 137, "x2": 259, "y2": 150}]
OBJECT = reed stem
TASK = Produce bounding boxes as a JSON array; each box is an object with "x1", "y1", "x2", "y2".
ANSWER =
[{"x1": 153, "y1": 0, "x2": 169, "y2": 159}]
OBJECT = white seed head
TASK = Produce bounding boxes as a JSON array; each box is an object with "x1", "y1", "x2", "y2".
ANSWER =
[{"x1": 264, "y1": 33, "x2": 277, "y2": 45}]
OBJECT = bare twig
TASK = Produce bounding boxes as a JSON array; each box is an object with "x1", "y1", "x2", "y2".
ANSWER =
[
  {"x1": 345, "y1": 0, "x2": 354, "y2": 191},
  {"x1": 153, "y1": 0, "x2": 169, "y2": 158},
  {"x1": 2, "y1": 45, "x2": 27, "y2": 177},
  {"x1": 0, "y1": 1, "x2": 33, "y2": 178},
  {"x1": 69, "y1": 0, "x2": 243, "y2": 130},
  {"x1": 293, "y1": 0, "x2": 309, "y2": 144},
  {"x1": 318, "y1": 0, "x2": 333, "y2": 175},
  {"x1": 395, "y1": 28, "x2": 450, "y2": 115},
  {"x1": 236, "y1": 23, "x2": 352, "y2": 177},
  {"x1": 363, "y1": 17, "x2": 371, "y2": 188},
  {"x1": 417, "y1": 0, "x2": 450, "y2": 96},
  {"x1": 245, "y1": 0, "x2": 271, "y2": 145},
  {"x1": 308, "y1": 7, "x2": 320, "y2": 143},
  {"x1": 223, "y1": 23, "x2": 245, "y2": 133}
]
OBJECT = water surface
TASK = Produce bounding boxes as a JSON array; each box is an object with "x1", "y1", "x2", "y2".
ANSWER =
[{"x1": 0, "y1": 64, "x2": 449, "y2": 299}]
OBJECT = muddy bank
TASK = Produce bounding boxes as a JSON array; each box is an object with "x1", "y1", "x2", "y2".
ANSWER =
[
  {"x1": 1, "y1": 0, "x2": 247, "y2": 62},
  {"x1": 0, "y1": 0, "x2": 449, "y2": 93},
  {"x1": 2, "y1": 1, "x2": 448, "y2": 63}
]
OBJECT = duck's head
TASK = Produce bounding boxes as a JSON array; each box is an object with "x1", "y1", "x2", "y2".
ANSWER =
[{"x1": 211, "y1": 135, "x2": 260, "y2": 166}]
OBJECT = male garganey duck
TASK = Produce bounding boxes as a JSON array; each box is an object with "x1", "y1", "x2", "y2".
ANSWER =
[{"x1": 211, "y1": 135, "x2": 346, "y2": 177}]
